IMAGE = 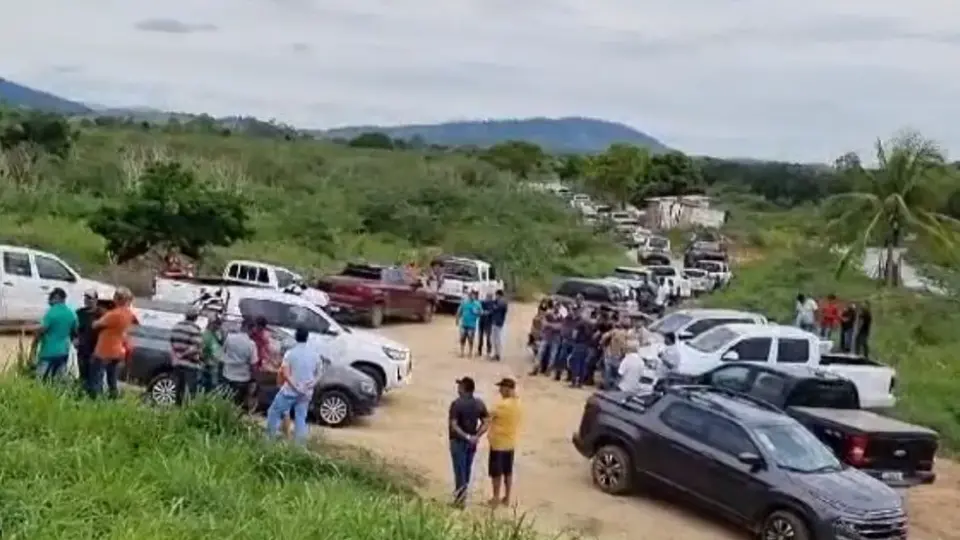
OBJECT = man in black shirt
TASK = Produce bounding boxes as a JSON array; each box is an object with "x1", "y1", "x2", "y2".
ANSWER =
[
  {"x1": 568, "y1": 313, "x2": 595, "y2": 388},
  {"x1": 448, "y1": 376, "x2": 488, "y2": 507},
  {"x1": 856, "y1": 301, "x2": 872, "y2": 357},
  {"x1": 74, "y1": 290, "x2": 102, "y2": 386},
  {"x1": 587, "y1": 310, "x2": 612, "y2": 386}
]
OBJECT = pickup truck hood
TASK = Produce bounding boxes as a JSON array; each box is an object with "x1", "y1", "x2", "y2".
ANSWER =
[
  {"x1": 786, "y1": 468, "x2": 902, "y2": 513},
  {"x1": 346, "y1": 328, "x2": 409, "y2": 353},
  {"x1": 661, "y1": 342, "x2": 718, "y2": 375}
]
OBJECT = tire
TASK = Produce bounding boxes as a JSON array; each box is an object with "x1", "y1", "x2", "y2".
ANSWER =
[
  {"x1": 591, "y1": 444, "x2": 634, "y2": 495},
  {"x1": 354, "y1": 364, "x2": 386, "y2": 397},
  {"x1": 146, "y1": 372, "x2": 178, "y2": 407},
  {"x1": 761, "y1": 510, "x2": 810, "y2": 540},
  {"x1": 315, "y1": 390, "x2": 354, "y2": 427},
  {"x1": 367, "y1": 305, "x2": 384, "y2": 328},
  {"x1": 419, "y1": 301, "x2": 434, "y2": 323}
]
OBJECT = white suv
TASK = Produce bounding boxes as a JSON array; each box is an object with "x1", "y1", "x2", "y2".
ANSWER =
[{"x1": 647, "y1": 308, "x2": 767, "y2": 347}]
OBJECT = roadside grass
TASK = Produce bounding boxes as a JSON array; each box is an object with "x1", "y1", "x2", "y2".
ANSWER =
[
  {"x1": 700, "y1": 245, "x2": 960, "y2": 452},
  {"x1": 0, "y1": 377, "x2": 539, "y2": 540}
]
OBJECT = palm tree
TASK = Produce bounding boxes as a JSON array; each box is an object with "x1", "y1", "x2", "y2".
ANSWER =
[{"x1": 827, "y1": 132, "x2": 960, "y2": 286}]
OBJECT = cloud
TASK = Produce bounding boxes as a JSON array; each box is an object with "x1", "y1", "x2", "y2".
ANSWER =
[{"x1": 0, "y1": 0, "x2": 958, "y2": 161}]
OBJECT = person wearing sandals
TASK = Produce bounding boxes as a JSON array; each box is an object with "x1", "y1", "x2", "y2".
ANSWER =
[{"x1": 487, "y1": 378, "x2": 521, "y2": 507}]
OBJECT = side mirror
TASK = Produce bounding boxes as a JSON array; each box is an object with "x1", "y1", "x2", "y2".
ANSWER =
[
  {"x1": 721, "y1": 351, "x2": 740, "y2": 362},
  {"x1": 677, "y1": 330, "x2": 694, "y2": 341},
  {"x1": 737, "y1": 452, "x2": 764, "y2": 470}
]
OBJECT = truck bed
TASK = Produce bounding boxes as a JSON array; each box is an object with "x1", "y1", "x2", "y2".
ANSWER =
[{"x1": 790, "y1": 407, "x2": 937, "y2": 436}]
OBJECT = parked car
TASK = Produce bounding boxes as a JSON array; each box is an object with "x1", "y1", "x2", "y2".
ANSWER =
[
  {"x1": 552, "y1": 277, "x2": 632, "y2": 314},
  {"x1": 0, "y1": 245, "x2": 115, "y2": 323},
  {"x1": 315, "y1": 262, "x2": 437, "y2": 327},
  {"x1": 638, "y1": 235, "x2": 671, "y2": 258},
  {"x1": 432, "y1": 255, "x2": 504, "y2": 310},
  {"x1": 153, "y1": 259, "x2": 329, "y2": 309},
  {"x1": 638, "y1": 252, "x2": 671, "y2": 266},
  {"x1": 572, "y1": 385, "x2": 907, "y2": 540},
  {"x1": 696, "y1": 259, "x2": 732, "y2": 287},
  {"x1": 646, "y1": 308, "x2": 767, "y2": 348},
  {"x1": 681, "y1": 268, "x2": 710, "y2": 294},
  {"x1": 124, "y1": 323, "x2": 378, "y2": 427},
  {"x1": 646, "y1": 265, "x2": 692, "y2": 299},
  {"x1": 660, "y1": 323, "x2": 897, "y2": 409},
  {"x1": 676, "y1": 362, "x2": 938, "y2": 487}
]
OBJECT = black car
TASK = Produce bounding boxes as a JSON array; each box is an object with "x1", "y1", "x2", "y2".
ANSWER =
[
  {"x1": 573, "y1": 386, "x2": 907, "y2": 540},
  {"x1": 682, "y1": 362, "x2": 938, "y2": 487},
  {"x1": 122, "y1": 323, "x2": 378, "y2": 427},
  {"x1": 552, "y1": 277, "x2": 631, "y2": 313}
]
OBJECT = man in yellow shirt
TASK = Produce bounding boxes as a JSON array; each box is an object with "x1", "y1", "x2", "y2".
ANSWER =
[{"x1": 487, "y1": 377, "x2": 522, "y2": 506}]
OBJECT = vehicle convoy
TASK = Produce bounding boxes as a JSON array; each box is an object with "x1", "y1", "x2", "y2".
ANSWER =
[
  {"x1": 433, "y1": 255, "x2": 503, "y2": 310},
  {"x1": 153, "y1": 259, "x2": 329, "y2": 308},
  {"x1": 0, "y1": 245, "x2": 115, "y2": 323},
  {"x1": 145, "y1": 288, "x2": 411, "y2": 395},
  {"x1": 660, "y1": 323, "x2": 897, "y2": 410},
  {"x1": 315, "y1": 262, "x2": 437, "y2": 327},
  {"x1": 674, "y1": 362, "x2": 938, "y2": 487},
  {"x1": 646, "y1": 309, "x2": 768, "y2": 349},
  {"x1": 123, "y1": 322, "x2": 378, "y2": 427},
  {"x1": 572, "y1": 386, "x2": 908, "y2": 540}
]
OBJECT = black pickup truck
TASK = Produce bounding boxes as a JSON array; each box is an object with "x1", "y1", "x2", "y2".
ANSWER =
[
  {"x1": 573, "y1": 385, "x2": 907, "y2": 540},
  {"x1": 681, "y1": 362, "x2": 938, "y2": 487}
]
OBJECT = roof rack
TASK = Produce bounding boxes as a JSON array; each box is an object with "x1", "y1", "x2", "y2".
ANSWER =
[{"x1": 669, "y1": 385, "x2": 783, "y2": 414}]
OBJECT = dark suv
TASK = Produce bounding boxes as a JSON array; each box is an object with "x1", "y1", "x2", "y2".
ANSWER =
[{"x1": 573, "y1": 386, "x2": 907, "y2": 540}]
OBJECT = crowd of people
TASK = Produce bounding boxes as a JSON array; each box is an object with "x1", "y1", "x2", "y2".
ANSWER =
[{"x1": 795, "y1": 293, "x2": 873, "y2": 355}]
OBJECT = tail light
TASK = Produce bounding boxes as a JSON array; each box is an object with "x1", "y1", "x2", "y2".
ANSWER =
[{"x1": 846, "y1": 434, "x2": 869, "y2": 466}]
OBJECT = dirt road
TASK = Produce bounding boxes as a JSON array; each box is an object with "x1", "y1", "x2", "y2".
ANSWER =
[{"x1": 0, "y1": 306, "x2": 955, "y2": 539}]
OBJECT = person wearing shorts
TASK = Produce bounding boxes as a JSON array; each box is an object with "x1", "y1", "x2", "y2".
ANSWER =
[
  {"x1": 487, "y1": 378, "x2": 522, "y2": 506},
  {"x1": 456, "y1": 290, "x2": 483, "y2": 357}
]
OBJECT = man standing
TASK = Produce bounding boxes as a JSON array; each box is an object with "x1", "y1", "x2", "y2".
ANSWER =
[
  {"x1": 794, "y1": 293, "x2": 818, "y2": 332},
  {"x1": 531, "y1": 301, "x2": 561, "y2": 375},
  {"x1": 856, "y1": 301, "x2": 872, "y2": 357},
  {"x1": 818, "y1": 294, "x2": 841, "y2": 340},
  {"x1": 839, "y1": 302, "x2": 857, "y2": 352},
  {"x1": 266, "y1": 328, "x2": 322, "y2": 445},
  {"x1": 32, "y1": 288, "x2": 78, "y2": 381},
  {"x1": 487, "y1": 378, "x2": 521, "y2": 507},
  {"x1": 220, "y1": 318, "x2": 260, "y2": 408},
  {"x1": 488, "y1": 290, "x2": 508, "y2": 361},
  {"x1": 456, "y1": 290, "x2": 483, "y2": 357},
  {"x1": 90, "y1": 287, "x2": 138, "y2": 399},
  {"x1": 476, "y1": 292, "x2": 495, "y2": 357},
  {"x1": 200, "y1": 316, "x2": 225, "y2": 392},
  {"x1": 567, "y1": 312, "x2": 595, "y2": 387},
  {"x1": 74, "y1": 290, "x2": 101, "y2": 386},
  {"x1": 170, "y1": 306, "x2": 204, "y2": 405},
  {"x1": 448, "y1": 376, "x2": 488, "y2": 507}
]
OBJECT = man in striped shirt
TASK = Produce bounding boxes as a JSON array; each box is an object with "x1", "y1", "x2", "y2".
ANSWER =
[{"x1": 170, "y1": 305, "x2": 204, "y2": 405}]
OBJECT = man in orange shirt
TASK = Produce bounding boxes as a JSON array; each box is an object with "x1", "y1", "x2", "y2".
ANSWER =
[{"x1": 89, "y1": 287, "x2": 138, "y2": 399}]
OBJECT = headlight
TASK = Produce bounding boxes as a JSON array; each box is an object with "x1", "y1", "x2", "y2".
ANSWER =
[
  {"x1": 382, "y1": 346, "x2": 408, "y2": 361},
  {"x1": 359, "y1": 381, "x2": 376, "y2": 395},
  {"x1": 831, "y1": 518, "x2": 860, "y2": 540}
]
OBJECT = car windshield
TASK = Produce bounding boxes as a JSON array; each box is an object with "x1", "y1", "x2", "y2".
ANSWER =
[
  {"x1": 649, "y1": 313, "x2": 693, "y2": 335},
  {"x1": 683, "y1": 270, "x2": 705, "y2": 278},
  {"x1": 700, "y1": 262, "x2": 722, "y2": 272},
  {"x1": 275, "y1": 268, "x2": 300, "y2": 289},
  {"x1": 613, "y1": 269, "x2": 648, "y2": 282},
  {"x1": 650, "y1": 266, "x2": 676, "y2": 277},
  {"x1": 754, "y1": 423, "x2": 842, "y2": 473},
  {"x1": 687, "y1": 326, "x2": 739, "y2": 353},
  {"x1": 649, "y1": 237, "x2": 668, "y2": 248},
  {"x1": 442, "y1": 261, "x2": 479, "y2": 281}
]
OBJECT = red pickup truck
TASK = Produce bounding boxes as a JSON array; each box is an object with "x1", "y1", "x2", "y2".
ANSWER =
[{"x1": 316, "y1": 263, "x2": 437, "y2": 327}]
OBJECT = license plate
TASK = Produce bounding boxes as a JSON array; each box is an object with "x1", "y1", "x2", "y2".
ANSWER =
[{"x1": 881, "y1": 471, "x2": 904, "y2": 482}]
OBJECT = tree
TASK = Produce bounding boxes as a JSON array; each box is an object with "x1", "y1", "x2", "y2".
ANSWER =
[
  {"x1": 828, "y1": 132, "x2": 960, "y2": 285},
  {"x1": 583, "y1": 143, "x2": 648, "y2": 208},
  {"x1": 552, "y1": 154, "x2": 585, "y2": 181},
  {"x1": 479, "y1": 140, "x2": 545, "y2": 179},
  {"x1": 0, "y1": 111, "x2": 74, "y2": 159},
  {"x1": 637, "y1": 151, "x2": 704, "y2": 201},
  {"x1": 347, "y1": 132, "x2": 394, "y2": 150},
  {"x1": 88, "y1": 161, "x2": 252, "y2": 263}
]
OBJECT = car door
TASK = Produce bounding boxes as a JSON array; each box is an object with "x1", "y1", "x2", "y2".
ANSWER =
[
  {"x1": 0, "y1": 248, "x2": 43, "y2": 321},
  {"x1": 648, "y1": 403, "x2": 715, "y2": 497},
  {"x1": 701, "y1": 364, "x2": 757, "y2": 393},
  {"x1": 380, "y1": 269, "x2": 414, "y2": 316},
  {"x1": 722, "y1": 337, "x2": 773, "y2": 363},
  {"x1": 34, "y1": 252, "x2": 82, "y2": 309},
  {"x1": 698, "y1": 416, "x2": 770, "y2": 523}
]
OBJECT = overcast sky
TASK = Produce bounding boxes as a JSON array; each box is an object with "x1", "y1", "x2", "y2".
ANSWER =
[{"x1": 2, "y1": 0, "x2": 959, "y2": 161}]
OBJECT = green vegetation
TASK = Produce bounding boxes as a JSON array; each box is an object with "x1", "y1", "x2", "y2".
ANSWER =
[
  {"x1": 0, "y1": 107, "x2": 628, "y2": 296},
  {"x1": 0, "y1": 377, "x2": 535, "y2": 539}
]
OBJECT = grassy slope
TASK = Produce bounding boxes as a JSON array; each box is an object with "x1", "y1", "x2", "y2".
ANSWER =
[{"x1": 0, "y1": 379, "x2": 534, "y2": 540}]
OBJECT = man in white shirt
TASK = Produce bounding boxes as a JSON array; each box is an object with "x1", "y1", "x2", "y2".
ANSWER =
[
  {"x1": 265, "y1": 327, "x2": 323, "y2": 445},
  {"x1": 795, "y1": 293, "x2": 818, "y2": 332}
]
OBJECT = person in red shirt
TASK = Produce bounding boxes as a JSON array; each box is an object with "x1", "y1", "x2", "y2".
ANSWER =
[{"x1": 819, "y1": 294, "x2": 841, "y2": 340}]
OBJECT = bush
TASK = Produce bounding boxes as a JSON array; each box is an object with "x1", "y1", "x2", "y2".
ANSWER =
[{"x1": 0, "y1": 378, "x2": 537, "y2": 540}]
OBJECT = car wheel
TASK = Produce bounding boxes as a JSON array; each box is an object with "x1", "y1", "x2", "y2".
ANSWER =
[
  {"x1": 368, "y1": 305, "x2": 384, "y2": 328},
  {"x1": 146, "y1": 372, "x2": 178, "y2": 407},
  {"x1": 316, "y1": 390, "x2": 354, "y2": 427},
  {"x1": 419, "y1": 301, "x2": 434, "y2": 323},
  {"x1": 761, "y1": 510, "x2": 810, "y2": 540},
  {"x1": 591, "y1": 444, "x2": 634, "y2": 495}
]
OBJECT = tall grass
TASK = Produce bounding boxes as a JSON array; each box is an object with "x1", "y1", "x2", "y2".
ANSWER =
[{"x1": 0, "y1": 378, "x2": 538, "y2": 540}]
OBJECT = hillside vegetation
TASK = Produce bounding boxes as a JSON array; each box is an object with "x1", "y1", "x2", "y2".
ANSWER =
[
  {"x1": 0, "y1": 378, "x2": 534, "y2": 540},
  {"x1": 0, "y1": 106, "x2": 627, "y2": 294}
]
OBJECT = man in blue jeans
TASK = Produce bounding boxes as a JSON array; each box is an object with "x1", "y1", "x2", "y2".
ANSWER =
[
  {"x1": 567, "y1": 312, "x2": 595, "y2": 388},
  {"x1": 33, "y1": 288, "x2": 78, "y2": 381},
  {"x1": 448, "y1": 376, "x2": 488, "y2": 507},
  {"x1": 265, "y1": 327, "x2": 322, "y2": 446},
  {"x1": 456, "y1": 290, "x2": 483, "y2": 357},
  {"x1": 488, "y1": 290, "x2": 509, "y2": 361}
]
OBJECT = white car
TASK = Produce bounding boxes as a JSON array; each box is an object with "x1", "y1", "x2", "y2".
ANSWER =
[
  {"x1": 660, "y1": 323, "x2": 896, "y2": 409},
  {"x1": 180, "y1": 286, "x2": 411, "y2": 395},
  {"x1": 435, "y1": 256, "x2": 504, "y2": 308},
  {"x1": 646, "y1": 308, "x2": 767, "y2": 350},
  {"x1": 698, "y1": 260, "x2": 732, "y2": 287},
  {"x1": 647, "y1": 265, "x2": 692, "y2": 299},
  {"x1": 0, "y1": 245, "x2": 114, "y2": 323},
  {"x1": 681, "y1": 268, "x2": 710, "y2": 294}
]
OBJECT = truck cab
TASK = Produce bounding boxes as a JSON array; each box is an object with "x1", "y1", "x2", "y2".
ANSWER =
[{"x1": 434, "y1": 256, "x2": 504, "y2": 309}]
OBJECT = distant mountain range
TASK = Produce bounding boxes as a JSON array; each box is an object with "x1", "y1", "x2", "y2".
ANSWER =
[{"x1": 0, "y1": 78, "x2": 668, "y2": 153}]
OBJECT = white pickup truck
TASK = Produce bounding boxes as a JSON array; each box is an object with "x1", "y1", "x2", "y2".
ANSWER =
[
  {"x1": 0, "y1": 245, "x2": 114, "y2": 323},
  {"x1": 153, "y1": 259, "x2": 329, "y2": 309},
  {"x1": 660, "y1": 323, "x2": 897, "y2": 409},
  {"x1": 434, "y1": 256, "x2": 504, "y2": 309},
  {"x1": 158, "y1": 286, "x2": 411, "y2": 395}
]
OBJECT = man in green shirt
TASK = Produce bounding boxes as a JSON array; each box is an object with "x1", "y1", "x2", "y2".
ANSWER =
[
  {"x1": 33, "y1": 288, "x2": 78, "y2": 381},
  {"x1": 200, "y1": 316, "x2": 225, "y2": 392}
]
